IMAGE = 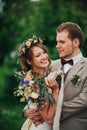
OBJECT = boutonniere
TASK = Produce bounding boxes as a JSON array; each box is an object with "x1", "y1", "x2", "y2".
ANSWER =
[{"x1": 71, "y1": 74, "x2": 81, "y2": 87}]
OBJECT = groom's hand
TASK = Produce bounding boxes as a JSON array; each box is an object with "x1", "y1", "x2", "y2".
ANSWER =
[{"x1": 24, "y1": 108, "x2": 44, "y2": 126}]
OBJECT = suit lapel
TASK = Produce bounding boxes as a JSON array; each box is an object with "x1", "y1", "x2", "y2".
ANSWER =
[{"x1": 64, "y1": 58, "x2": 85, "y2": 90}]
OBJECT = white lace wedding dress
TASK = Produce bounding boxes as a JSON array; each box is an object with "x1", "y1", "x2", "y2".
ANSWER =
[{"x1": 21, "y1": 118, "x2": 52, "y2": 130}]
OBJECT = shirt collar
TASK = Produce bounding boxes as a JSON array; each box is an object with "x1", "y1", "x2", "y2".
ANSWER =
[{"x1": 72, "y1": 53, "x2": 83, "y2": 65}]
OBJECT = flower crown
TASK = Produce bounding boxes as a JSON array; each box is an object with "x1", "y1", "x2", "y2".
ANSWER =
[{"x1": 19, "y1": 35, "x2": 43, "y2": 56}]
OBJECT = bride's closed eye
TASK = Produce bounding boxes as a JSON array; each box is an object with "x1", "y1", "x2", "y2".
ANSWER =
[{"x1": 35, "y1": 51, "x2": 47, "y2": 58}]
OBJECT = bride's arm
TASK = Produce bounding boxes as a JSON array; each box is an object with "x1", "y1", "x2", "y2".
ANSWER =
[{"x1": 39, "y1": 80, "x2": 59, "y2": 124}]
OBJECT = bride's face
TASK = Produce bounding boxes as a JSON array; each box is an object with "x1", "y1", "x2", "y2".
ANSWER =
[{"x1": 29, "y1": 46, "x2": 50, "y2": 72}]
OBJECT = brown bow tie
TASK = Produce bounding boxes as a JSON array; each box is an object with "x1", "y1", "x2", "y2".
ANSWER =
[{"x1": 61, "y1": 59, "x2": 73, "y2": 66}]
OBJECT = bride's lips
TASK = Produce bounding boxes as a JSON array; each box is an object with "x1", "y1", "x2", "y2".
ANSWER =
[{"x1": 41, "y1": 59, "x2": 49, "y2": 64}]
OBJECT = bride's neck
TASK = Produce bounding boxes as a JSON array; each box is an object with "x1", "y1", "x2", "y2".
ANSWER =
[{"x1": 32, "y1": 69, "x2": 45, "y2": 77}]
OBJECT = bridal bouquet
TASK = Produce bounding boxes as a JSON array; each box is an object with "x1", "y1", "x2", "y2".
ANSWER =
[{"x1": 14, "y1": 70, "x2": 56, "y2": 109}]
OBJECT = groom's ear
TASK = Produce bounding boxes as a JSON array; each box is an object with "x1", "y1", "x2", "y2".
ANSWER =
[{"x1": 73, "y1": 38, "x2": 80, "y2": 47}]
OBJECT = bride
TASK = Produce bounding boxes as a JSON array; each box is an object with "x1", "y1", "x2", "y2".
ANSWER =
[{"x1": 16, "y1": 35, "x2": 60, "y2": 130}]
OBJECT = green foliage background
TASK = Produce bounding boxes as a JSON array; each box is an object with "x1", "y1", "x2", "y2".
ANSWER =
[{"x1": 0, "y1": 0, "x2": 87, "y2": 129}]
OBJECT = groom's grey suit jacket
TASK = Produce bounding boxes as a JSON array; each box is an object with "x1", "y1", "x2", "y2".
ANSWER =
[{"x1": 51, "y1": 57, "x2": 87, "y2": 130}]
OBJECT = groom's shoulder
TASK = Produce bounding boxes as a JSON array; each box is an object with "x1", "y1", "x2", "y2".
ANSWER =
[
  {"x1": 51, "y1": 59, "x2": 61, "y2": 71},
  {"x1": 51, "y1": 59, "x2": 60, "y2": 65},
  {"x1": 81, "y1": 57, "x2": 87, "y2": 64},
  {"x1": 84, "y1": 57, "x2": 87, "y2": 61}
]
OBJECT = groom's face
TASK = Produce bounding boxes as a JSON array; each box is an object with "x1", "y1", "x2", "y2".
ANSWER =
[{"x1": 56, "y1": 31, "x2": 75, "y2": 59}]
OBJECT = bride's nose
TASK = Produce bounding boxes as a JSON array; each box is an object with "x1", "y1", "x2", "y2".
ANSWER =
[{"x1": 41, "y1": 53, "x2": 47, "y2": 59}]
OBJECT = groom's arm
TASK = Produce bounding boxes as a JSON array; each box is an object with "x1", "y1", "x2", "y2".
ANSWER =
[
  {"x1": 23, "y1": 107, "x2": 44, "y2": 126},
  {"x1": 61, "y1": 78, "x2": 87, "y2": 120}
]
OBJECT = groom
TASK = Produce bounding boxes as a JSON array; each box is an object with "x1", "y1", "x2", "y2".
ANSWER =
[{"x1": 24, "y1": 22, "x2": 87, "y2": 130}]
